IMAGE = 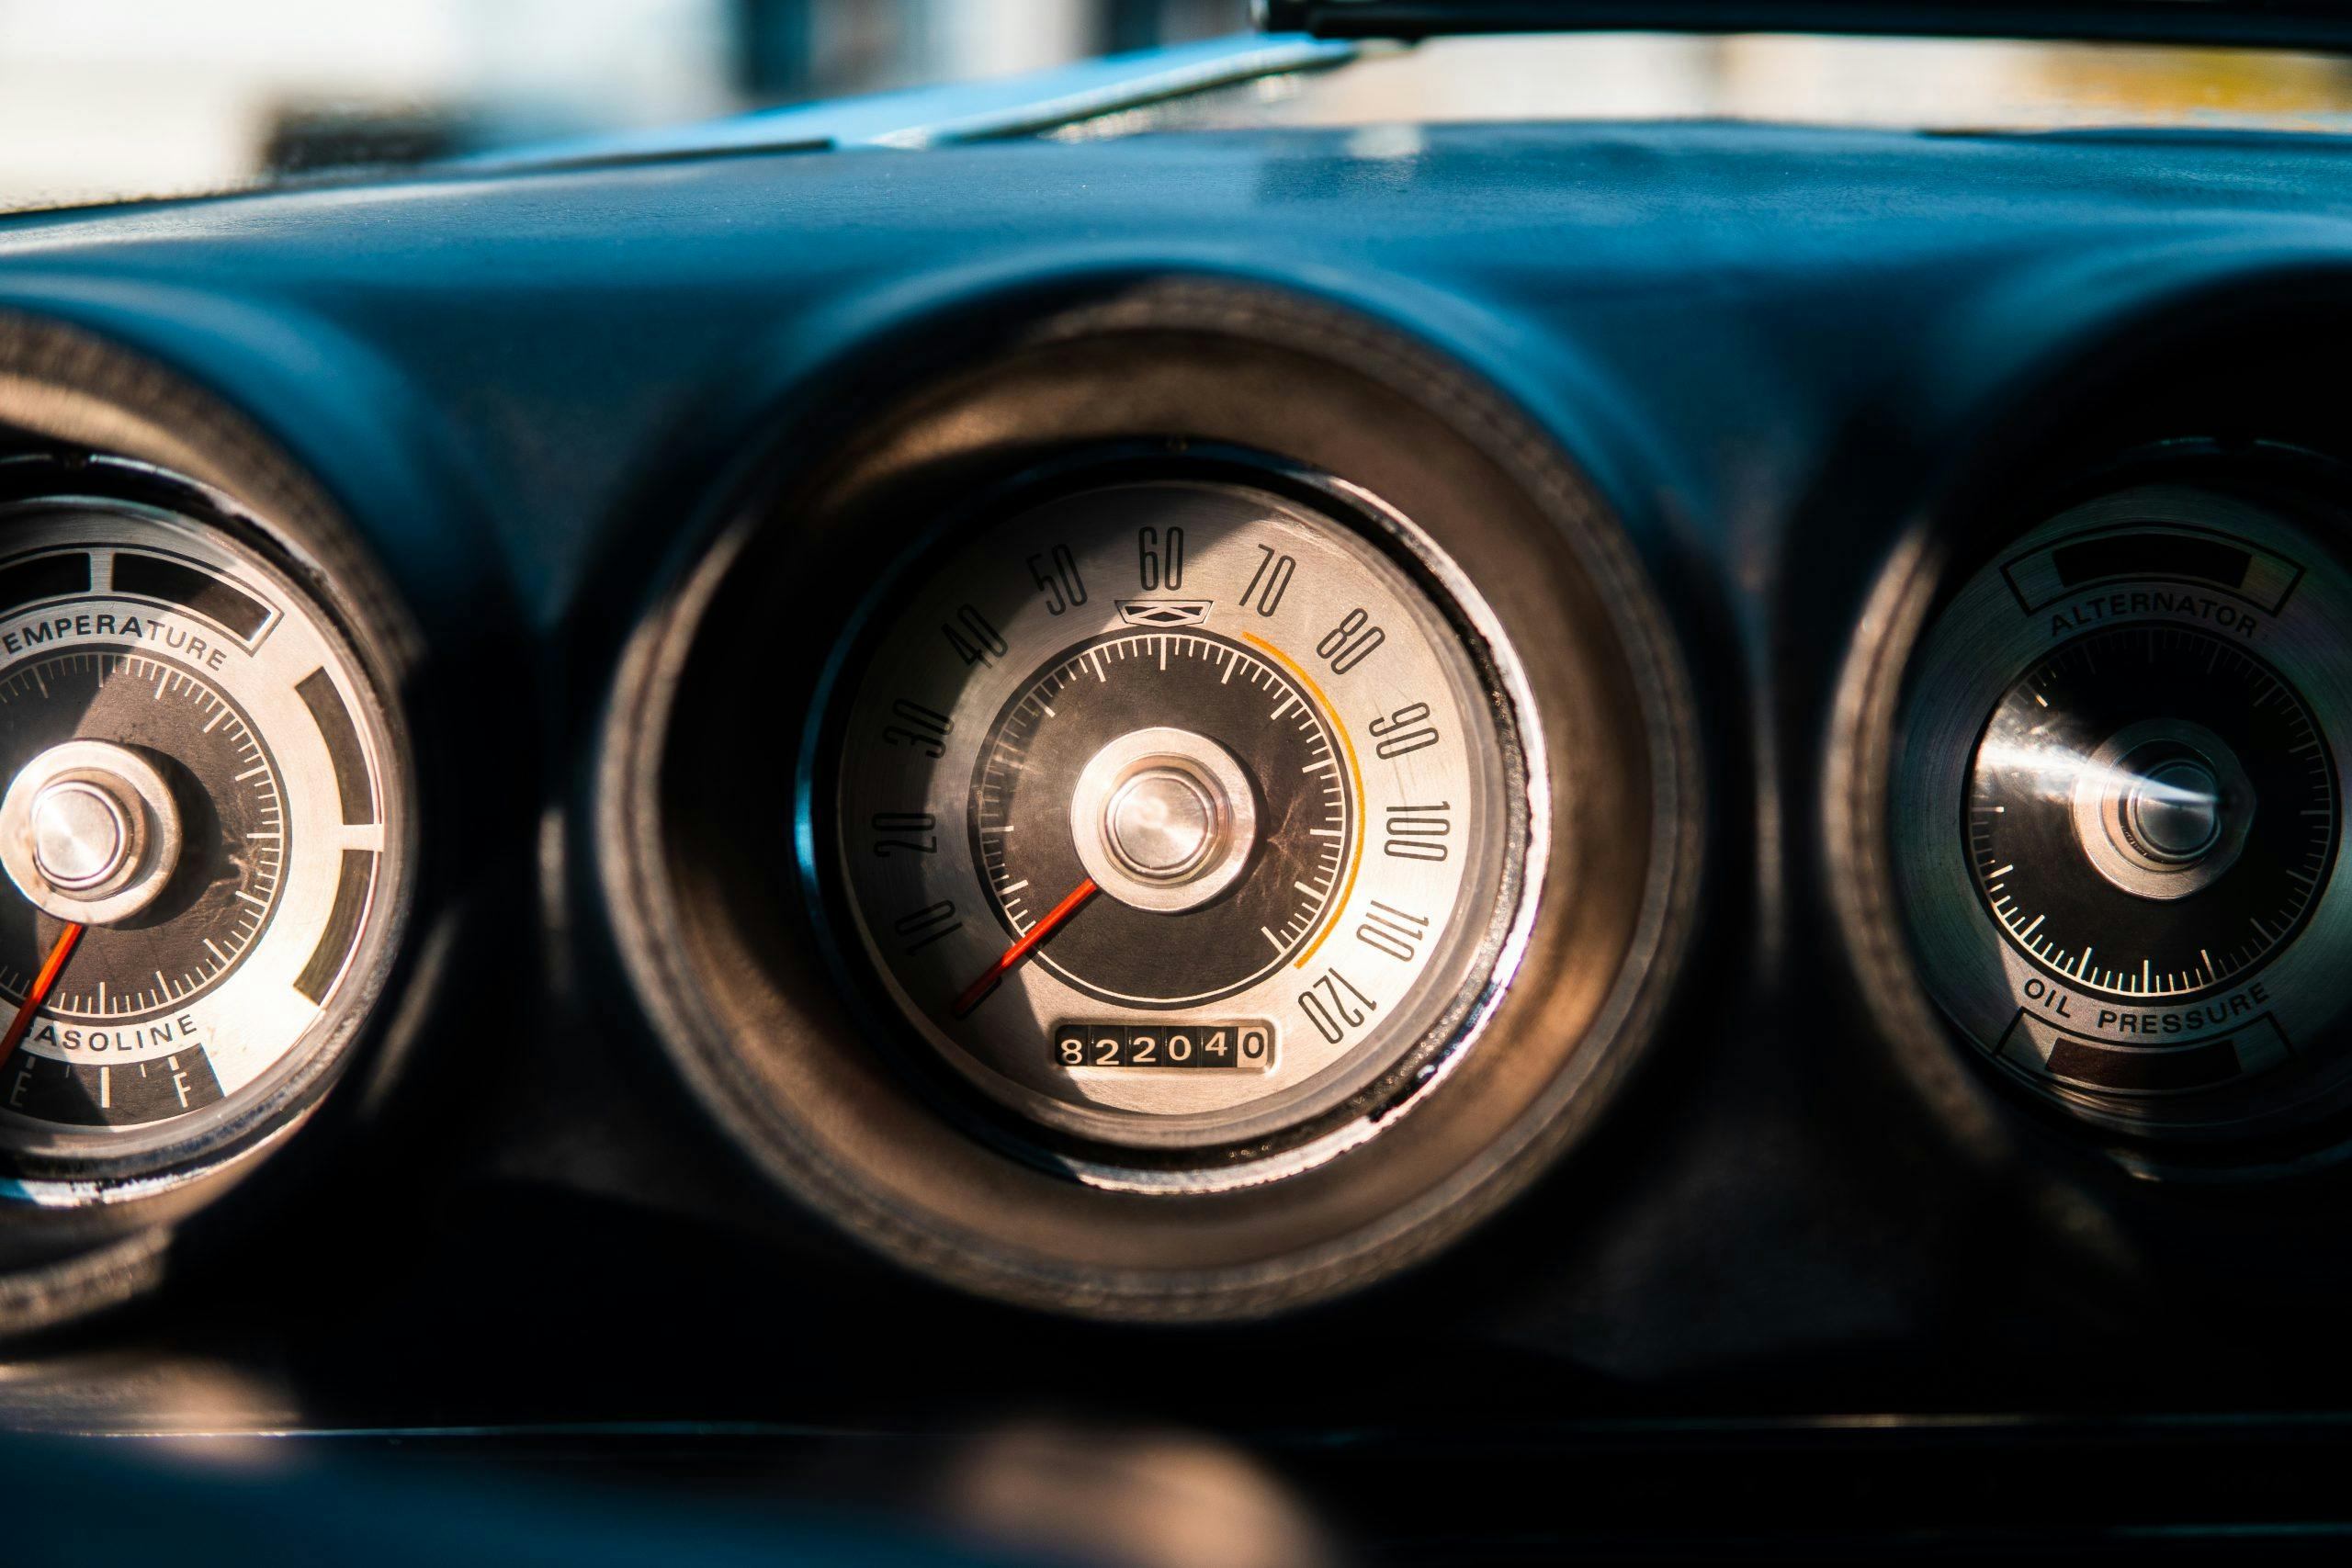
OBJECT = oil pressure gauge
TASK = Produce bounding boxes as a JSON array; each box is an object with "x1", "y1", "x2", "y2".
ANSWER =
[
  {"x1": 1894, "y1": 484, "x2": 2352, "y2": 1142},
  {"x1": 0, "y1": 470, "x2": 406, "y2": 1190},
  {"x1": 827, "y1": 474, "x2": 1525, "y2": 1158}
]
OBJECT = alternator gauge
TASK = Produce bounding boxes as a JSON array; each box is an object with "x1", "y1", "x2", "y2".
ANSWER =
[
  {"x1": 822, "y1": 474, "x2": 1529, "y2": 1159},
  {"x1": 1895, "y1": 484, "x2": 2352, "y2": 1139},
  {"x1": 0, "y1": 485, "x2": 404, "y2": 1179}
]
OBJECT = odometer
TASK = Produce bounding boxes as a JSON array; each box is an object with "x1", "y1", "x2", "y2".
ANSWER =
[
  {"x1": 829, "y1": 476, "x2": 1526, "y2": 1155},
  {"x1": 1051, "y1": 1021, "x2": 1275, "y2": 1072}
]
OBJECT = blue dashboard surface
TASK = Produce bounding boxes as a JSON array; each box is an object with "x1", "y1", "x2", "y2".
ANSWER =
[{"x1": 0, "y1": 120, "x2": 2346, "y2": 626}]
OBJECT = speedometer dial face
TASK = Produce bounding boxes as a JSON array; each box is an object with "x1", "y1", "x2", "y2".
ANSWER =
[
  {"x1": 0, "y1": 497, "x2": 403, "y2": 1165},
  {"x1": 829, "y1": 477, "x2": 1528, "y2": 1153}
]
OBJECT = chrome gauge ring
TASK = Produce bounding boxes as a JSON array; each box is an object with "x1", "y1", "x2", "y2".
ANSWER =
[
  {"x1": 1894, "y1": 484, "x2": 2352, "y2": 1140},
  {"x1": 824, "y1": 476, "x2": 1530, "y2": 1157},
  {"x1": 0, "y1": 491, "x2": 406, "y2": 1173}
]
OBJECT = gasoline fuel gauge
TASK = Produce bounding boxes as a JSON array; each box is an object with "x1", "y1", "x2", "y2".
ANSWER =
[
  {"x1": 1895, "y1": 484, "x2": 2352, "y2": 1138},
  {"x1": 0, "y1": 479, "x2": 407, "y2": 1179}
]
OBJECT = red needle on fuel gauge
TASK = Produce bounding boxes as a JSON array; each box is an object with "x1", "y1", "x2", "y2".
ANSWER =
[
  {"x1": 2, "y1": 921, "x2": 85, "y2": 1058},
  {"x1": 952, "y1": 877, "x2": 1098, "y2": 1018}
]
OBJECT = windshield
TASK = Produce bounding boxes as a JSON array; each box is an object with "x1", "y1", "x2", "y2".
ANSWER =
[{"x1": 7, "y1": 1, "x2": 2352, "y2": 213}]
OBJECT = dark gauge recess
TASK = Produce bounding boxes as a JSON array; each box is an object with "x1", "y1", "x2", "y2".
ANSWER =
[
  {"x1": 1894, "y1": 485, "x2": 2352, "y2": 1141},
  {"x1": 0, "y1": 491, "x2": 406, "y2": 1173}
]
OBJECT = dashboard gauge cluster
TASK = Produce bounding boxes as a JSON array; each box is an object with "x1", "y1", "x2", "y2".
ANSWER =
[
  {"x1": 1881, "y1": 481, "x2": 2352, "y2": 1150},
  {"x1": 602, "y1": 287, "x2": 1701, "y2": 1319}
]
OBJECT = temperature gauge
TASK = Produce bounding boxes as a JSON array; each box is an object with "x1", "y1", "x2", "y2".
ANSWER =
[{"x1": 0, "y1": 474, "x2": 406, "y2": 1185}]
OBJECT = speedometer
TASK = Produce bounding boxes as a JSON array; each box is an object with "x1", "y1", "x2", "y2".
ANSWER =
[
  {"x1": 605, "y1": 288, "x2": 1698, "y2": 1317},
  {"x1": 829, "y1": 474, "x2": 1525, "y2": 1160}
]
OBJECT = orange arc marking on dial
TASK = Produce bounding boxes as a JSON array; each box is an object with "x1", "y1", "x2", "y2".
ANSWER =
[{"x1": 1238, "y1": 631, "x2": 1363, "y2": 969}]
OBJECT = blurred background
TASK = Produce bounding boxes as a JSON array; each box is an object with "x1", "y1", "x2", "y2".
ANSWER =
[{"x1": 6, "y1": 0, "x2": 2352, "y2": 211}]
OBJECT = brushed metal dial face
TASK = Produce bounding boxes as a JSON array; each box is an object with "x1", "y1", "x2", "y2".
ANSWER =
[
  {"x1": 0, "y1": 502, "x2": 402, "y2": 1161},
  {"x1": 1895, "y1": 486, "x2": 2352, "y2": 1139},
  {"x1": 828, "y1": 478, "x2": 1531, "y2": 1154}
]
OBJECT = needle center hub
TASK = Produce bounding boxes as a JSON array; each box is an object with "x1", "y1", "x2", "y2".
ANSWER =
[
  {"x1": 2126, "y1": 759, "x2": 2223, "y2": 863},
  {"x1": 30, "y1": 781, "x2": 130, "y2": 890},
  {"x1": 2072, "y1": 717, "x2": 2254, "y2": 902},
  {"x1": 0, "y1": 740, "x2": 184, "y2": 925},
  {"x1": 1106, "y1": 770, "x2": 1216, "y2": 879},
  {"x1": 1069, "y1": 727, "x2": 1258, "y2": 914}
]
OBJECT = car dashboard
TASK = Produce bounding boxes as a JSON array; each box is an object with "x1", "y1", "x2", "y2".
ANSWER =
[{"x1": 1, "y1": 94, "x2": 2352, "y2": 1560}]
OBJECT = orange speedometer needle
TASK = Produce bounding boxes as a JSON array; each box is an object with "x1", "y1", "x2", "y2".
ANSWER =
[
  {"x1": 952, "y1": 877, "x2": 1099, "y2": 1018},
  {"x1": 2, "y1": 921, "x2": 85, "y2": 1058}
]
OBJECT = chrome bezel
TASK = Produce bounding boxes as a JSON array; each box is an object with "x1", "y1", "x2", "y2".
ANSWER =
[{"x1": 802, "y1": 450, "x2": 1545, "y2": 1180}]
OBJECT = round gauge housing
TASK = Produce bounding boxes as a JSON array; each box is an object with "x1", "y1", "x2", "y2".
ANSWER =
[
  {"x1": 0, "y1": 475, "x2": 408, "y2": 1186},
  {"x1": 824, "y1": 475, "x2": 1528, "y2": 1163},
  {"x1": 604, "y1": 287, "x2": 1699, "y2": 1318},
  {"x1": 1892, "y1": 484, "x2": 2352, "y2": 1142}
]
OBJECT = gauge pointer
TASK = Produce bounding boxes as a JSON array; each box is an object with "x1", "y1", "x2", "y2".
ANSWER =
[
  {"x1": 2, "y1": 921, "x2": 85, "y2": 1058},
  {"x1": 952, "y1": 877, "x2": 1099, "y2": 1018}
]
